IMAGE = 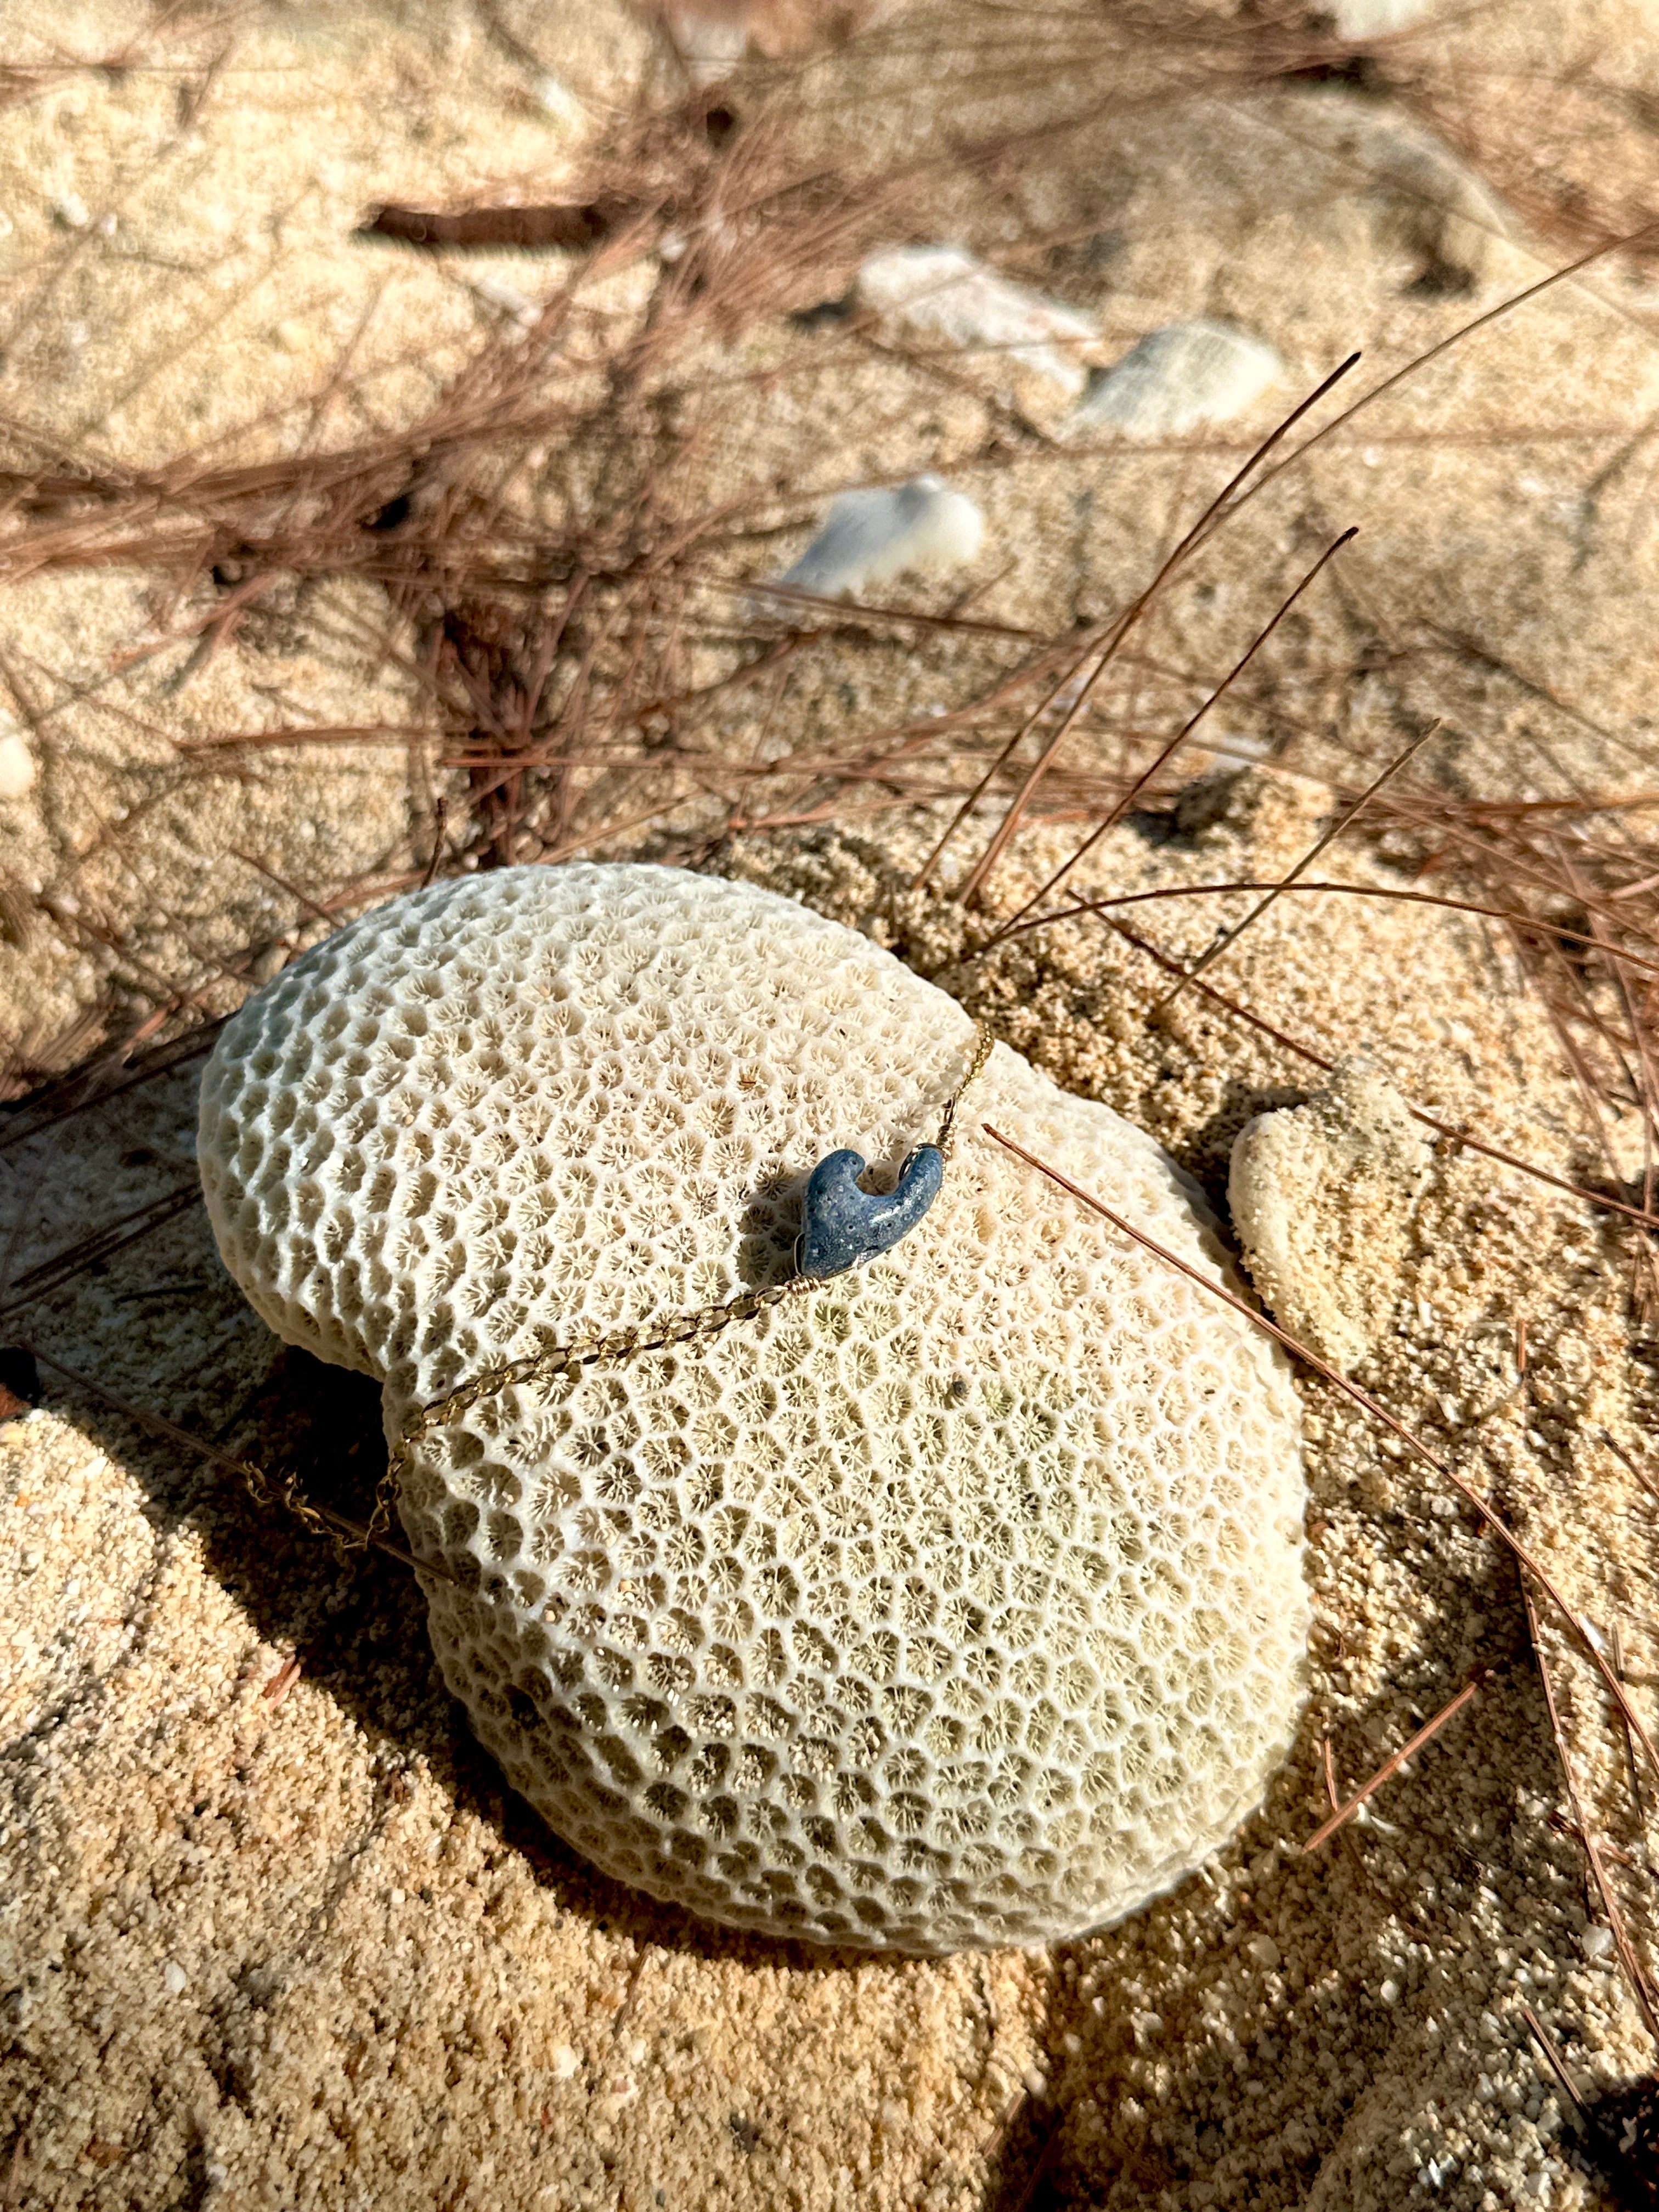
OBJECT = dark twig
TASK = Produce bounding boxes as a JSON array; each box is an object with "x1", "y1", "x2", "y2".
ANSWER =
[
  {"x1": 1301, "y1": 1673, "x2": 1487, "y2": 1852},
  {"x1": 1519, "y1": 1578, "x2": 1659, "y2": 2044},
  {"x1": 0, "y1": 1184, "x2": 203, "y2": 1319}
]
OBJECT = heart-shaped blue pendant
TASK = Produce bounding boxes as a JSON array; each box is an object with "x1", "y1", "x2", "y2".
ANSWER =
[{"x1": 797, "y1": 1144, "x2": 945, "y2": 1280}]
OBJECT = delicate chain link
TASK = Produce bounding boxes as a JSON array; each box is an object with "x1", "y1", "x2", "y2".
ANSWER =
[
  {"x1": 935, "y1": 1018, "x2": 995, "y2": 1162},
  {"x1": 360, "y1": 1272, "x2": 819, "y2": 1553},
  {"x1": 252, "y1": 1019, "x2": 995, "y2": 1563},
  {"x1": 238, "y1": 1448, "x2": 357, "y2": 1551}
]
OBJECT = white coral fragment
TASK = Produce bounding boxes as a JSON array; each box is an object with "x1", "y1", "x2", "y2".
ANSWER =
[
  {"x1": 200, "y1": 865, "x2": 1308, "y2": 1954},
  {"x1": 1229, "y1": 1056, "x2": 1432, "y2": 1374},
  {"x1": 856, "y1": 244, "x2": 1099, "y2": 410},
  {"x1": 1065, "y1": 319, "x2": 1281, "y2": 441},
  {"x1": 771, "y1": 474, "x2": 984, "y2": 602}
]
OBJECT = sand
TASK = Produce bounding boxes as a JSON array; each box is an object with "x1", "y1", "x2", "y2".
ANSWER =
[{"x1": 1, "y1": 2, "x2": 1657, "y2": 2206}]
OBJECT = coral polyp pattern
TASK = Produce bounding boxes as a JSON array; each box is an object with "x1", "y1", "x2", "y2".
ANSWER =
[{"x1": 199, "y1": 865, "x2": 1308, "y2": 1951}]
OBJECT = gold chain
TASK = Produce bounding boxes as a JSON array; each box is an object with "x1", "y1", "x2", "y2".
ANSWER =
[
  {"x1": 936, "y1": 1018, "x2": 995, "y2": 1162},
  {"x1": 360, "y1": 1272, "x2": 820, "y2": 1554},
  {"x1": 251, "y1": 1019, "x2": 995, "y2": 1563},
  {"x1": 237, "y1": 1445, "x2": 359, "y2": 1552}
]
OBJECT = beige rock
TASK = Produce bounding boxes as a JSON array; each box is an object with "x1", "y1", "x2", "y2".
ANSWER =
[
  {"x1": 1228, "y1": 1054, "x2": 1433, "y2": 1372},
  {"x1": 1292, "y1": 97, "x2": 1518, "y2": 296}
]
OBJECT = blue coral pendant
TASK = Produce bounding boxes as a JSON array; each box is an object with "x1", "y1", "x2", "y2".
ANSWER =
[{"x1": 797, "y1": 1145, "x2": 945, "y2": 1280}]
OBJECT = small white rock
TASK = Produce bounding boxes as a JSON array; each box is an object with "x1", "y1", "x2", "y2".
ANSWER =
[
  {"x1": 535, "y1": 76, "x2": 587, "y2": 128},
  {"x1": 769, "y1": 475, "x2": 983, "y2": 602},
  {"x1": 551, "y1": 2041, "x2": 582, "y2": 2080},
  {"x1": 1331, "y1": 0, "x2": 1434, "y2": 34},
  {"x1": 658, "y1": 4, "x2": 748, "y2": 84},
  {"x1": 1582, "y1": 1923, "x2": 1615, "y2": 1962},
  {"x1": 856, "y1": 244, "x2": 1099, "y2": 410},
  {"x1": 470, "y1": 274, "x2": 538, "y2": 328},
  {"x1": 162, "y1": 1960, "x2": 187, "y2": 1996},
  {"x1": 1248, "y1": 1934, "x2": 1282, "y2": 1970},
  {"x1": 1065, "y1": 320, "x2": 1281, "y2": 441},
  {"x1": 0, "y1": 730, "x2": 35, "y2": 800}
]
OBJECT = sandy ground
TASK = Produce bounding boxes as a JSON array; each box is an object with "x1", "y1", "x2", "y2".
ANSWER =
[
  {"x1": 4, "y1": 1, "x2": 1659, "y2": 1071},
  {"x1": 1, "y1": 2, "x2": 1657, "y2": 2207},
  {"x1": 2, "y1": 789, "x2": 1654, "y2": 2210}
]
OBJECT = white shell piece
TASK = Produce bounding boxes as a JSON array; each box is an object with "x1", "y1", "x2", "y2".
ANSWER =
[
  {"x1": 856, "y1": 244, "x2": 1099, "y2": 407},
  {"x1": 771, "y1": 474, "x2": 984, "y2": 602},
  {"x1": 0, "y1": 729, "x2": 36, "y2": 801},
  {"x1": 657, "y1": 3, "x2": 750, "y2": 83},
  {"x1": 648, "y1": 0, "x2": 902, "y2": 76},
  {"x1": 1330, "y1": 0, "x2": 1434, "y2": 35},
  {"x1": 199, "y1": 864, "x2": 1308, "y2": 1953},
  {"x1": 1066, "y1": 320, "x2": 1282, "y2": 441},
  {"x1": 470, "y1": 274, "x2": 538, "y2": 326}
]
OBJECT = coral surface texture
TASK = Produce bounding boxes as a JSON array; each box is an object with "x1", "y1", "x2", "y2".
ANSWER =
[{"x1": 199, "y1": 864, "x2": 1308, "y2": 1950}]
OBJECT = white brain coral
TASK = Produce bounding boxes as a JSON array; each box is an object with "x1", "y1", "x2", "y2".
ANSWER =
[{"x1": 199, "y1": 865, "x2": 1308, "y2": 1953}]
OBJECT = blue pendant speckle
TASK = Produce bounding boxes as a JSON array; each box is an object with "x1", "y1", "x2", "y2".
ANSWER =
[{"x1": 797, "y1": 1145, "x2": 945, "y2": 1280}]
